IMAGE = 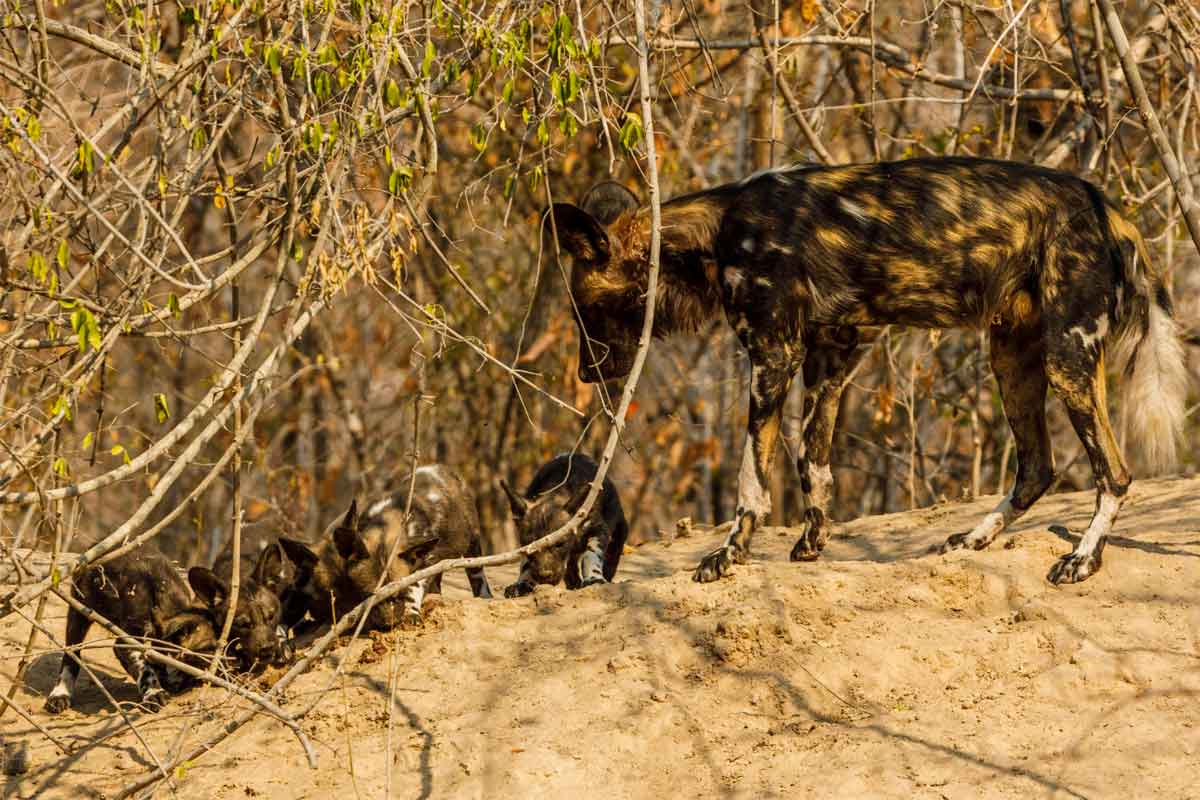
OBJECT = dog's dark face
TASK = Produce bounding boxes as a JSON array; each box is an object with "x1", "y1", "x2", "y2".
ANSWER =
[
  {"x1": 501, "y1": 480, "x2": 601, "y2": 585},
  {"x1": 281, "y1": 500, "x2": 442, "y2": 631},
  {"x1": 549, "y1": 182, "x2": 724, "y2": 384},
  {"x1": 188, "y1": 545, "x2": 291, "y2": 670},
  {"x1": 551, "y1": 183, "x2": 644, "y2": 384}
]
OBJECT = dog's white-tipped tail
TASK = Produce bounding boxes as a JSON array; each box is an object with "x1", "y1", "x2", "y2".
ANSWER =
[{"x1": 1117, "y1": 300, "x2": 1188, "y2": 474}]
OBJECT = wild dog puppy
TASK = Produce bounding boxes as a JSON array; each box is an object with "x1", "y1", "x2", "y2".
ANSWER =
[
  {"x1": 44, "y1": 547, "x2": 218, "y2": 714},
  {"x1": 499, "y1": 453, "x2": 629, "y2": 598},
  {"x1": 550, "y1": 157, "x2": 1188, "y2": 585},
  {"x1": 191, "y1": 542, "x2": 294, "y2": 669},
  {"x1": 279, "y1": 464, "x2": 493, "y2": 631}
]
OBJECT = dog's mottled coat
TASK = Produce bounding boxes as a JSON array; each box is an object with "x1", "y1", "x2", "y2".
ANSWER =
[
  {"x1": 550, "y1": 157, "x2": 1187, "y2": 585},
  {"x1": 44, "y1": 547, "x2": 219, "y2": 714},
  {"x1": 280, "y1": 464, "x2": 492, "y2": 631},
  {"x1": 500, "y1": 452, "x2": 629, "y2": 597}
]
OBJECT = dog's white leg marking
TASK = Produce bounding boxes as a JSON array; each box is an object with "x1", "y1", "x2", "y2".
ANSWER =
[
  {"x1": 941, "y1": 492, "x2": 1028, "y2": 554},
  {"x1": 963, "y1": 492, "x2": 1022, "y2": 548},
  {"x1": 578, "y1": 538, "x2": 607, "y2": 585},
  {"x1": 47, "y1": 663, "x2": 75, "y2": 704},
  {"x1": 803, "y1": 463, "x2": 833, "y2": 515},
  {"x1": 1050, "y1": 492, "x2": 1122, "y2": 584},
  {"x1": 734, "y1": 434, "x2": 772, "y2": 528},
  {"x1": 404, "y1": 578, "x2": 428, "y2": 618}
]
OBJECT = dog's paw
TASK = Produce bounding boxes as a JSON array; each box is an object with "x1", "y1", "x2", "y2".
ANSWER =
[
  {"x1": 580, "y1": 576, "x2": 607, "y2": 589},
  {"x1": 788, "y1": 521, "x2": 824, "y2": 562},
  {"x1": 693, "y1": 545, "x2": 743, "y2": 583},
  {"x1": 1047, "y1": 551, "x2": 1101, "y2": 585},
  {"x1": 140, "y1": 688, "x2": 167, "y2": 713},
  {"x1": 43, "y1": 694, "x2": 70, "y2": 715},
  {"x1": 938, "y1": 531, "x2": 990, "y2": 554},
  {"x1": 504, "y1": 581, "x2": 534, "y2": 599}
]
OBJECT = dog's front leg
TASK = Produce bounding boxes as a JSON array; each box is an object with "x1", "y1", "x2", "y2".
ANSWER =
[
  {"x1": 790, "y1": 335, "x2": 868, "y2": 561},
  {"x1": 694, "y1": 358, "x2": 796, "y2": 582}
]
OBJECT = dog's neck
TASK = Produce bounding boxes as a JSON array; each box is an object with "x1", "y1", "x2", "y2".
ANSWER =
[{"x1": 620, "y1": 194, "x2": 728, "y2": 336}]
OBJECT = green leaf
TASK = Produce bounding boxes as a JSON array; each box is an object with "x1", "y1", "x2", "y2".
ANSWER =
[
  {"x1": 469, "y1": 124, "x2": 487, "y2": 153},
  {"x1": 29, "y1": 252, "x2": 47, "y2": 284},
  {"x1": 536, "y1": 119, "x2": 549, "y2": 146},
  {"x1": 619, "y1": 113, "x2": 643, "y2": 153},
  {"x1": 56, "y1": 240, "x2": 69, "y2": 269},
  {"x1": 82, "y1": 431, "x2": 94, "y2": 450},
  {"x1": 50, "y1": 395, "x2": 72, "y2": 421},
  {"x1": 110, "y1": 444, "x2": 131, "y2": 465},
  {"x1": 26, "y1": 114, "x2": 41, "y2": 142},
  {"x1": 290, "y1": 240, "x2": 304, "y2": 261},
  {"x1": 53, "y1": 457, "x2": 69, "y2": 478},
  {"x1": 384, "y1": 79, "x2": 401, "y2": 108},
  {"x1": 167, "y1": 293, "x2": 181, "y2": 317},
  {"x1": 388, "y1": 167, "x2": 412, "y2": 195},
  {"x1": 422, "y1": 40, "x2": 435, "y2": 78},
  {"x1": 501, "y1": 78, "x2": 515, "y2": 105},
  {"x1": 190, "y1": 127, "x2": 207, "y2": 151},
  {"x1": 154, "y1": 393, "x2": 170, "y2": 424},
  {"x1": 266, "y1": 45, "x2": 281, "y2": 73},
  {"x1": 51, "y1": 568, "x2": 61, "y2": 587}
]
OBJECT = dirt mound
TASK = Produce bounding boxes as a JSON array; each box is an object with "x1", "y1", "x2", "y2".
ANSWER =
[{"x1": 2, "y1": 478, "x2": 1198, "y2": 798}]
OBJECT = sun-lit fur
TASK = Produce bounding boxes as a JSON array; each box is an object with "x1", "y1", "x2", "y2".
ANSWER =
[
  {"x1": 44, "y1": 547, "x2": 220, "y2": 715},
  {"x1": 500, "y1": 453, "x2": 629, "y2": 597},
  {"x1": 279, "y1": 464, "x2": 492, "y2": 632},
  {"x1": 550, "y1": 156, "x2": 1189, "y2": 587}
]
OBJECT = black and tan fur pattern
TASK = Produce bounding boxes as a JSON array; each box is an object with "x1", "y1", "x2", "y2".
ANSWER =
[
  {"x1": 500, "y1": 453, "x2": 629, "y2": 597},
  {"x1": 191, "y1": 542, "x2": 294, "y2": 670},
  {"x1": 45, "y1": 547, "x2": 219, "y2": 715},
  {"x1": 280, "y1": 464, "x2": 492, "y2": 632},
  {"x1": 551, "y1": 157, "x2": 1188, "y2": 586}
]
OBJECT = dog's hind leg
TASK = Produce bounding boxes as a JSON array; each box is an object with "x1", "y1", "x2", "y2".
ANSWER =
[
  {"x1": 695, "y1": 358, "x2": 796, "y2": 582},
  {"x1": 1044, "y1": 342, "x2": 1131, "y2": 584},
  {"x1": 941, "y1": 328, "x2": 1054, "y2": 554}
]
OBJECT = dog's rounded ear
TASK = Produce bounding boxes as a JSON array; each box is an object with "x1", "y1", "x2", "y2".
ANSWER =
[
  {"x1": 499, "y1": 479, "x2": 529, "y2": 520},
  {"x1": 278, "y1": 538, "x2": 318, "y2": 572},
  {"x1": 252, "y1": 542, "x2": 286, "y2": 591},
  {"x1": 397, "y1": 535, "x2": 442, "y2": 565},
  {"x1": 580, "y1": 181, "x2": 639, "y2": 225},
  {"x1": 547, "y1": 204, "x2": 610, "y2": 265},
  {"x1": 564, "y1": 482, "x2": 593, "y2": 516},
  {"x1": 342, "y1": 499, "x2": 359, "y2": 531},
  {"x1": 188, "y1": 567, "x2": 229, "y2": 609},
  {"x1": 333, "y1": 523, "x2": 370, "y2": 563}
]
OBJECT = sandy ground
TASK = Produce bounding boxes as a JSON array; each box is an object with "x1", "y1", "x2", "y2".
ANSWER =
[{"x1": 1, "y1": 477, "x2": 1198, "y2": 799}]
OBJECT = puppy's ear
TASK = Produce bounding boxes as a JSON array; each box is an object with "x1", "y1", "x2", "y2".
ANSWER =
[
  {"x1": 188, "y1": 567, "x2": 229, "y2": 609},
  {"x1": 564, "y1": 482, "x2": 593, "y2": 516},
  {"x1": 547, "y1": 204, "x2": 610, "y2": 265},
  {"x1": 397, "y1": 536, "x2": 442, "y2": 565},
  {"x1": 252, "y1": 542, "x2": 286, "y2": 592},
  {"x1": 334, "y1": 524, "x2": 370, "y2": 563},
  {"x1": 499, "y1": 479, "x2": 529, "y2": 520},
  {"x1": 580, "y1": 181, "x2": 639, "y2": 225},
  {"x1": 278, "y1": 538, "x2": 319, "y2": 573}
]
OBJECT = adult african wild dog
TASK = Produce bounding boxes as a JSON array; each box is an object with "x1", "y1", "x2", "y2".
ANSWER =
[
  {"x1": 549, "y1": 157, "x2": 1188, "y2": 585},
  {"x1": 279, "y1": 464, "x2": 493, "y2": 631},
  {"x1": 499, "y1": 452, "x2": 630, "y2": 597},
  {"x1": 45, "y1": 546, "x2": 219, "y2": 714}
]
